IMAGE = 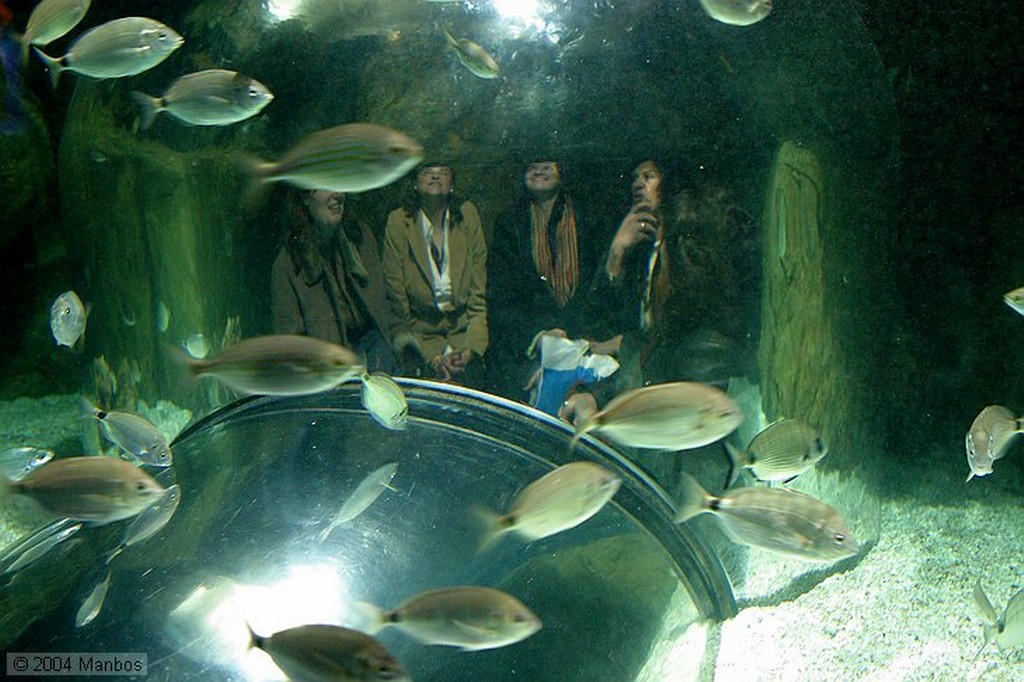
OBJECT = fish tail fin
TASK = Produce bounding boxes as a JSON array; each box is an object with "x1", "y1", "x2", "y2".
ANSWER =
[
  {"x1": 315, "y1": 522, "x2": 337, "y2": 543},
  {"x1": 353, "y1": 601, "x2": 390, "y2": 635},
  {"x1": 443, "y1": 29, "x2": 458, "y2": 48},
  {"x1": 471, "y1": 504, "x2": 508, "y2": 553},
  {"x1": 79, "y1": 395, "x2": 102, "y2": 420},
  {"x1": 674, "y1": 472, "x2": 713, "y2": 524},
  {"x1": 239, "y1": 153, "x2": 274, "y2": 210},
  {"x1": 245, "y1": 621, "x2": 264, "y2": 651},
  {"x1": 130, "y1": 91, "x2": 163, "y2": 131},
  {"x1": 723, "y1": 441, "x2": 748, "y2": 488},
  {"x1": 32, "y1": 47, "x2": 62, "y2": 88},
  {"x1": 569, "y1": 412, "x2": 598, "y2": 452},
  {"x1": 972, "y1": 581, "x2": 999, "y2": 624}
]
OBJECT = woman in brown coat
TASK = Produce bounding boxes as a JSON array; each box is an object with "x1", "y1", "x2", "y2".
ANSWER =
[
  {"x1": 381, "y1": 163, "x2": 488, "y2": 384},
  {"x1": 271, "y1": 188, "x2": 398, "y2": 372}
]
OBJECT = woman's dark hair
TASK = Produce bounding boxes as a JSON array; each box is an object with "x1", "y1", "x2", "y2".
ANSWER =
[
  {"x1": 398, "y1": 163, "x2": 464, "y2": 223},
  {"x1": 282, "y1": 188, "x2": 362, "y2": 267}
]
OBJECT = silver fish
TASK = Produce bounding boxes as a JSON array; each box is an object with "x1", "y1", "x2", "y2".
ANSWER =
[
  {"x1": 699, "y1": 0, "x2": 773, "y2": 26},
  {"x1": 1, "y1": 520, "x2": 81, "y2": 576},
  {"x1": 1004, "y1": 286, "x2": 1024, "y2": 316},
  {"x1": 182, "y1": 332, "x2": 208, "y2": 359},
  {"x1": 724, "y1": 418, "x2": 828, "y2": 486},
  {"x1": 479, "y1": 461, "x2": 621, "y2": 551},
  {"x1": 965, "y1": 405, "x2": 1023, "y2": 481},
  {"x1": 444, "y1": 30, "x2": 500, "y2": 79},
  {"x1": 131, "y1": 69, "x2": 274, "y2": 130},
  {"x1": 973, "y1": 582, "x2": 1024, "y2": 659},
  {"x1": 319, "y1": 462, "x2": 398, "y2": 541},
  {"x1": 0, "y1": 446, "x2": 55, "y2": 482},
  {"x1": 83, "y1": 399, "x2": 173, "y2": 467},
  {"x1": 3, "y1": 456, "x2": 165, "y2": 524},
  {"x1": 21, "y1": 0, "x2": 91, "y2": 59},
  {"x1": 185, "y1": 334, "x2": 363, "y2": 396},
  {"x1": 674, "y1": 473, "x2": 860, "y2": 562},
  {"x1": 75, "y1": 569, "x2": 111, "y2": 628},
  {"x1": 156, "y1": 300, "x2": 170, "y2": 333},
  {"x1": 109, "y1": 484, "x2": 181, "y2": 562},
  {"x1": 33, "y1": 16, "x2": 184, "y2": 88},
  {"x1": 574, "y1": 381, "x2": 743, "y2": 451},
  {"x1": 360, "y1": 373, "x2": 408, "y2": 430},
  {"x1": 249, "y1": 623, "x2": 410, "y2": 682},
  {"x1": 361, "y1": 586, "x2": 542, "y2": 651},
  {"x1": 250, "y1": 123, "x2": 423, "y2": 193},
  {"x1": 50, "y1": 290, "x2": 88, "y2": 348}
]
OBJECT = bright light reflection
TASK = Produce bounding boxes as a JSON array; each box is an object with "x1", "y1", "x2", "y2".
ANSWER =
[
  {"x1": 494, "y1": 0, "x2": 547, "y2": 33},
  {"x1": 266, "y1": 0, "x2": 301, "y2": 22},
  {"x1": 164, "y1": 564, "x2": 353, "y2": 681}
]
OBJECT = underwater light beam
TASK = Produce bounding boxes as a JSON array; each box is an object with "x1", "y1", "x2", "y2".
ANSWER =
[
  {"x1": 265, "y1": 0, "x2": 301, "y2": 22},
  {"x1": 493, "y1": 0, "x2": 546, "y2": 33}
]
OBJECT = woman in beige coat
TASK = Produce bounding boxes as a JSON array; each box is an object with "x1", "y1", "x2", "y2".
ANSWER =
[{"x1": 382, "y1": 163, "x2": 488, "y2": 383}]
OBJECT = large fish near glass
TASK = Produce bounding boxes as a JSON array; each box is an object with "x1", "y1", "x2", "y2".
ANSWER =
[
  {"x1": 131, "y1": 69, "x2": 273, "y2": 130},
  {"x1": 573, "y1": 381, "x2": 742, "y2": 450},
  {"x1": 724, "y1": 418, "x2": 828, "y2": 487},
  {"x1": 674, "y1": 473, "x2": 860, "y2": 562},
  {"x1": 19, "y1": 0, "x2": 90, "y2": 62},
  {"x1": 248, "y1": 123, "x2": 423, "y2": 193},
  {"x1": 33, "y1": 16, "x2": 183, "y2": 88}
]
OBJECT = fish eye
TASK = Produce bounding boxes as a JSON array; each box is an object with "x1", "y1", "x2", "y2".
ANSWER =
[
  {"x1": 135, "y1": 480, "x2": 151, "y2": 492},
  {"x1": 833, "y1": 533, "x2": 846, "y2": 545}
]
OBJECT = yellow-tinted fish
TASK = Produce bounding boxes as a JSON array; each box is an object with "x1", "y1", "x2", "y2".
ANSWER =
[
  {"x1": 249, "y1": 623, "x2": 409, "y2": 682},
  {"x1": 674, "y1": 473, "x2": 859, "y2": 562},
  {"x1": 699, "y1": 0, "x2": 773, "y2": 26},
  {"x1": 131, "y1": 69, "x2": 274, "y2": 130},
  {"x1": 478, "y1": 461, "x2": 620, "y2": 551},
  {"x1": 965, "y1": 405, "x2": 1024, "y2": 481},
  {"x1": 361, "y1": 586, "x2": 541, "y2": 651},
  {"x1": 973, "y1": 582, "x2": 1024, "y2": 660},
  {"x1": 574, "y1": 381, "x2": 742, "y2": 451},
  {"x1": 1003, "y1": 286, "x2": 1024, "y2": 316},
  {"x1": 360, "y1": 373, "x2": 408, "y2": 430},
  {"x1": 33, "y1": 16, "x2": 184, "y2": 88},
  {"x1": 724, "y1": 418, "x2": 828, "y2": 486},
  {"x1": 21, "y1": 0, "x2": 91, "y2": 61},
  {"x1": 250, "y1": 123, "x2": 423, "y2": 193},
  {"x1": 2, "y1": 456, "x2": 165, "y2": 524},
  {"x1": 318, "y1": 462, "x2": 398, "y2": 541},
  {"x1": 183, "y1": 334, "x2": 363, "y2": 396},
  {"x1": 444, "y1": 30, "x2": 500, "y2": 79}
]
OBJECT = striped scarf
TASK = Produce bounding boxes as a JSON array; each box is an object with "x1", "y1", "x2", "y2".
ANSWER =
[{"x1": 530, "y1": 196, "x2": 579, "y2": 308}]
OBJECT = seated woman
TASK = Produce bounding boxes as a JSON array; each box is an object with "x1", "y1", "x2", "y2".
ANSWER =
[
  {"x1": 271, "y1": 188, "x2": 397, "y2": 372},
  {"x1": 486, "y1": 159, "x2": 600, "y2": 400},
  {"x1": 381, "y1": 162, "x2": 488, "y2": 384},
  {"x1": 564, "y1": 161, "x2": 758, "y2": 421}
]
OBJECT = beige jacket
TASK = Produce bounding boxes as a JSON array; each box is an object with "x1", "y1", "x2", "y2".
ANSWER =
[{"x1": 382, "y1": 202, "x2": 489, "y2": 359}]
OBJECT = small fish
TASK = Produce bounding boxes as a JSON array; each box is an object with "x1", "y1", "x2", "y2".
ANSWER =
[
  {"x1": 973, "y1": 582, "x2": 1024, "y2": 659},
  {"x1": 182, "y1": 332, "x2": 208, "y2": 359},
  {"x1": 20, "y1": 0, "x2": 90, "y2": 61},
  {"x1": 699, "y1": 0, "x2": 773, "y2": 26},
  {"x1": 478, "y1": 461, "x2": 621, "y2": 551},
  {"x1": 2, "y1": 456, "x2": 165, "y2": 524},
  {"x1": 249, "y1": 123, "x2": 423, "y2": 193},
  {"x1": 1, "y1": 520, "x2": 81, "y2": 575},
  {"x1": 674, "y1": 473, "x2": 860, "y2": 562},
  {"x1": 75, "y1": 569, "x2": 111, "y2": 627},
  {"x1": 82, "y1": 399, "x2": 173, "y2": 467},
  {"x1": 361, "y1": 586, "x2": 542, "y2": 651},
  {"x1": 131, "y1": 69, "x2": 274, "y2": 130},
  {"x1": 360, "y1": 373, "x2": 408, "y2": 430},
  {"x1": 724, "y1": 418, "x2": 828, "y2": 487},
  {"x1": 965, "y1": 405, "x2": 1024, "y2": 481},
  {"x1": 156, "y1": 300, "x2": 170, "y2": 333},
  {"x1": 574, "y1": 381, "x2": 743, "y2": 451},
  {"x1": 107, "y1": 484, "x2": 181, "y2": 563},
  {"x1": 33, "y1": 16, "x2": 184, "y2": 88},
  {"x1": 444, "y1": 30, "x2": 500, "y2": 79},
  {"x1": 0, "y1": 446, "x2": 55, "y2": 481},
  {"x1": 248, "y1": 623, "x2": 410, "y2": 682},
  {"x1": 182, "y1": 334, "x2": 364, "y2": 396},
  {"x1": 1004, "y1": 286, "x2": 1024, "y2": 316},
  {"x1": 319, "y1": 462, "x2": 398, "y2": 541},
  {"x1": 50, "y1": 290, "x2": 88, "y2": 348}
]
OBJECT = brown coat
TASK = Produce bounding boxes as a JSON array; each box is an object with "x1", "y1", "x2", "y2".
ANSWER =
[
  {"x1": 382, "y1": 202, "x2": 489, "y2": 359},
  {"x1": 271, "y1": 221, "x2": 394, "y2": 349}
]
